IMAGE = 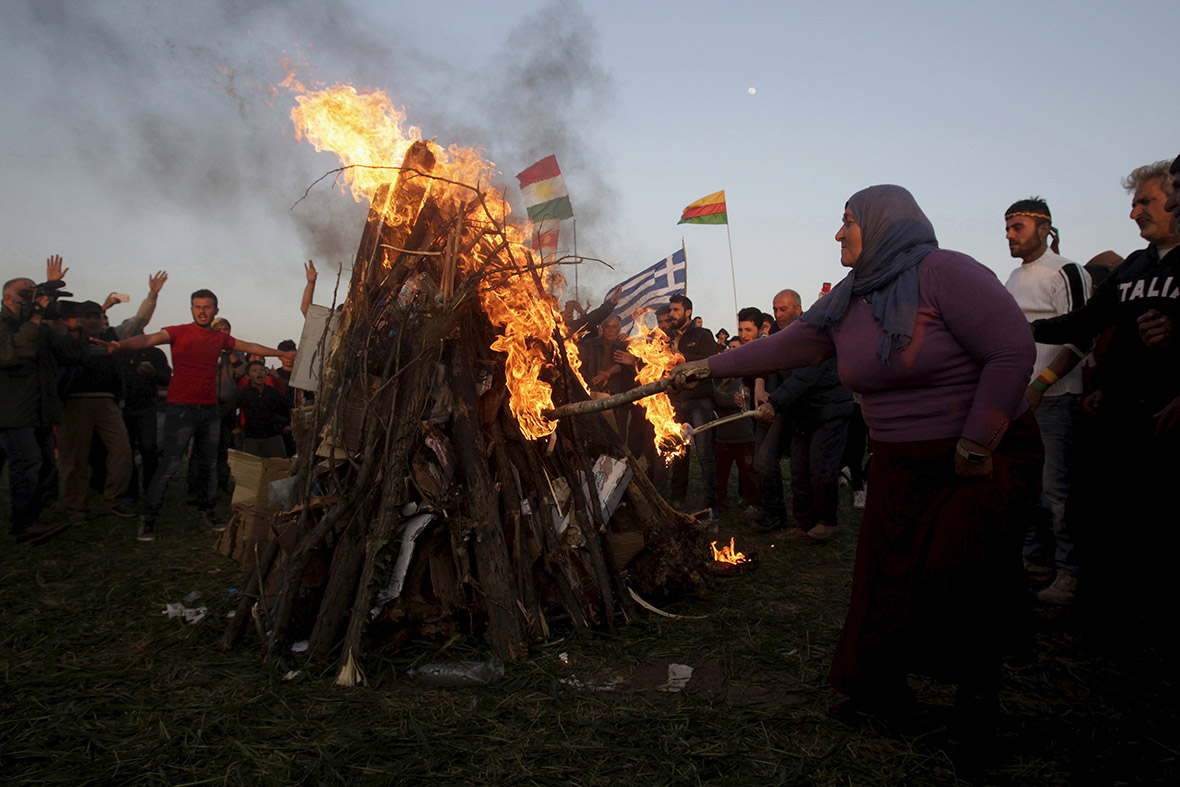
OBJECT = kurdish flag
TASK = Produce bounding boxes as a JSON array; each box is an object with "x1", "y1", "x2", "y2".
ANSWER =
[
  {"x1": 529, "y1": 219, "x2": 560, "y2": 261},
  {"x1": 678, "y1": 190, "x2": 727, "y2": 225},
  {"x1": 516, "y1": 155, "x2": 574, "y2": 222}
]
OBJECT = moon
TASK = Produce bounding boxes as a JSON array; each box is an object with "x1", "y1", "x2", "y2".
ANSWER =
[{"x1": 747, "y1": 87, "x2": 756, "y2": 95}]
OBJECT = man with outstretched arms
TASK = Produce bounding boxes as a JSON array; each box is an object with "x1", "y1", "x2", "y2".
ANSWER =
[{"x1": 95, "y1": 288, "x2": 295, "y2": 541}]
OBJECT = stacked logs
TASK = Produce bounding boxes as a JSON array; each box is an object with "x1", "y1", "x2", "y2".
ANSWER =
[{"x1": 220, "y1": 141, "x2": 710, "y2": 682}]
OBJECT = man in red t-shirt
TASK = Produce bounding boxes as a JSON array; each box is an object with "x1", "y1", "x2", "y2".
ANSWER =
[{"x1": 97, "y1": 289, "x2": 295, "y2": 541}]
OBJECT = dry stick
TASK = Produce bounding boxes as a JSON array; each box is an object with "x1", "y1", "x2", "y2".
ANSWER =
[
  {"x1": 504, "y1": 412, "x2": 589, "y2": 634},
  {"x1": 548, "y1": 343, "x2": 623, "y2": 632},
  {"x1": 265, "y1": 314, "x2": 399, "y2": 662},
  {"x1": 542, "y1": 367, "x2": 710, "y2": 420},
  {"x1": 449, "y1": 337, "x2": 528, "y2": 659},
  {"x1": 219, "y1": 539, "x2": 281, "y2": 649},
  {"x1": 262, "y1": 488, "x2": 363, "y2": 662},
  {"x1": 489, "y1": 422, "x2": 545, "y2": 641},
  {"x1": 554, "y1": 435, "x2": 617, "y2": 632},
  {"x1": 305, "y1": 505, "x2": 368, "y2": 659}
]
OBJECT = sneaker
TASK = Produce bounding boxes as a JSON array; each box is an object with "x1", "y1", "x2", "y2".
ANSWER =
[
  {"x1": 197, "y1": 510, "x2": 227, "y2": 533},
  {"x1": 108, "y1": 502, "x2": 136, "y2": 519},
  {"x1": 1022, "y1": 558, "x2": 1054, "y2": 583},
  {"x1": 15, "y1": 520, "x2": 72, "y2": 545},
  {"x1": 137, "y1": 517, "x2": 156, "y2": 542},
  {"x1": 853, "y1": 490, "x2": 866, "y2": 509},
  {"x1": 750, "y1": 513, "x2": 784, "y2": 532},
  {"x1": 806, "y1": 523, "x2": 840, "y2": 542},
  {"x1": 1037, "y1": 570, "x2": 1077, "y2": 605}
]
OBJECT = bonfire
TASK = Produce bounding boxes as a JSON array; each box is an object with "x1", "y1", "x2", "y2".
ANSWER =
[{"x1": 219, "y1": 81, "x2": 711, "y2": 684}]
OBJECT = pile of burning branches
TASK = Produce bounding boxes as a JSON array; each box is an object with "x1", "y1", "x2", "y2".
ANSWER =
[{"x1": 219, "y1": 86, "x2": 711, "y2": 684}]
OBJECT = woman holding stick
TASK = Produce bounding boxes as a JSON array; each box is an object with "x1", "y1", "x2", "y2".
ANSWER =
[{"x1": 671, "y1": 185, "x2": 1035, "y2": 729}]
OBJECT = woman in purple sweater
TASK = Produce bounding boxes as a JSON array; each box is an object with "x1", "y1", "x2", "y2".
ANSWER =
[{"x1": 673, "y1": 185, "x2": 1035, "y2": 723}]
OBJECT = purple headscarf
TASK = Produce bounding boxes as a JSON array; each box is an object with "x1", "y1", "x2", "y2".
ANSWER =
[{"x1": 801, "y1": 184, "x2": 938, "y2": 363}]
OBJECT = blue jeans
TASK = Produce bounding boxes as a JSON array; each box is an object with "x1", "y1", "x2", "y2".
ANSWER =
[
  {"x1": 1023, "y1": 394, "x2": 1079, "y2": 574},
  {"x1": 0, "y1": 426, "x2": 57, "y2": 534},
  {"x1": 669, "y1": 398, "x2": 717, "y2": 510},
  {"x1": 122, "y1": 406, "x2": 160, "y2": 502},
  {"x1": 145, "y1": 404, "x2": 220, "y2": 518}
]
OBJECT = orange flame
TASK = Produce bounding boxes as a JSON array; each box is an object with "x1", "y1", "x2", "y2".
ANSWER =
[
  {"x1": 710, "y1": 537, "x2": 748, "y2": 565},
  {"x1": 284, "y1": 78, "x2": 580, "y2": 440},
  {"x1": 625, "y1": 312, "x2": 689, "y2": 460}
]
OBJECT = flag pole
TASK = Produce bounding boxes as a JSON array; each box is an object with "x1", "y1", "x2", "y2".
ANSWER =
[
  {"x1": 681, "y1": 237, "x2": 687, "y2": 296},
  {"x1": 572, "y1": 218, "x2": 579, "y2": 304},
  {"x1": 725, "y1": 222, "x2": 738, "y2": 315}
]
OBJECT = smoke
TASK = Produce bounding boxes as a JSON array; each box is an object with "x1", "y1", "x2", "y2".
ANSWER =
[{"x1": 5, "y1": 0, "x2": 615, "y2": 293}]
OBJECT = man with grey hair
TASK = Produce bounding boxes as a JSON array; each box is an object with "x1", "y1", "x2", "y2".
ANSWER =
[
  {"x1": 751, "y1": 289, "x2": 802, "y2": 531},
  {"x1": 1032, "y1": 159, "x2": 1180, "y2": 628},
  {"x1": 1, "y1": 256, "x2": 87, "y2": 543}
]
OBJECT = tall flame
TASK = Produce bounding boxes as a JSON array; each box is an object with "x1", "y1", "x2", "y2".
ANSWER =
[
  {"x1": 285, "y1": 78, "x2": 580, "y2": 440},
  {"x1": 626, "y1": 313, "x2": 689, "y2": 460}
]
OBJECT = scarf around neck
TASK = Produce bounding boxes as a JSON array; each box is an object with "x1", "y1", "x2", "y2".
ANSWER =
[{"x1": 801, "y1": 184, "x2": 939, "y2": 363}]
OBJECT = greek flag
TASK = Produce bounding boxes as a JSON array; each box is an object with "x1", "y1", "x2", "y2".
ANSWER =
[{"x1": 613, "y1": 248, "x2": 687, "y2": 336}]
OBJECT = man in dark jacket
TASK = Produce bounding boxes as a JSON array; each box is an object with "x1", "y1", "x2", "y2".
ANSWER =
[
  {"x1": 667, "y1": 294, "x2": 720, "y2": 520},
  {"x1": 58, "y1": 301, "x2": 141, "y2": 523},
  {"x1": 1032, "y1": 159, "x2": 1180, "y2": 628},
  {"x1": 752, "y1": 291, "x2": 802, "y2": 531},
  {"x1": 761, "y1": 357, "x2": 853, "y2": 542},
  {"x1": 239, "y1": 360, "x2": 291, "y2": 458},
  {"x1": 1, "y1": 258, "x2": 86, "y2": 542}
]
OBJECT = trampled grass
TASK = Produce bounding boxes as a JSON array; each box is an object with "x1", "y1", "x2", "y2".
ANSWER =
[{"x1": 2, "y1": 465, "x2": 1177, "y2": 786}]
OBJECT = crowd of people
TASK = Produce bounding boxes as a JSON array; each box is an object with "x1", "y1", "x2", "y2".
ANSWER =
[
  {"x1": 4, "y1": 154, "x2": 1178, "y2": 730},
  {"x1": 569, "y1": 154, "x2": 1178, "y2": 728},
  {"x1": 658, "y1": 156, "x2": 1179, "y2": 728},
  {"x1": 1, "y1": 261, "x2": 314, "y2": 543}
]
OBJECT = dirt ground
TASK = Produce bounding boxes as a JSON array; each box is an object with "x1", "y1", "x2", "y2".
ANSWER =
[{"x1": 2, "y1": 464, "x2": 1178, "y2": 785}]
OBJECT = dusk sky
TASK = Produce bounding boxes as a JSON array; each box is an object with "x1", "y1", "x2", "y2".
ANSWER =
[{"x1": 2, "y1": 0, "x2": 1176, "y2": 347}]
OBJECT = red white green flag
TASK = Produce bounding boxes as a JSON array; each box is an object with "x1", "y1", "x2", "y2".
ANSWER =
[
  {"x1": 516, "y1": 155, "x2": 574, "y2": 222},
  {"x1": 678, "y1": 190, "x2": 727, "y2": 225}
]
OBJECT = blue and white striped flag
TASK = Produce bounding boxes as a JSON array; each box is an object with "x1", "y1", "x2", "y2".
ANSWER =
[{"x1": 613, "y1": 248, "x2": 687, "y2": 336}]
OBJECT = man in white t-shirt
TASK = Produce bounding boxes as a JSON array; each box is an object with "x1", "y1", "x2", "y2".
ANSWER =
[{"x1": 1003, "y1": 198, "x2": 1090, "y2": 604}]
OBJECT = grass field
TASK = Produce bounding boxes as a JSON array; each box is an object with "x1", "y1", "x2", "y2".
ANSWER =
[{"x1": 2, "y1": 465, "x2": 1177, "y2": 786}]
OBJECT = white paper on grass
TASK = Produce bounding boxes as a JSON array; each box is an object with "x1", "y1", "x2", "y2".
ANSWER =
[
  {"x1": 289, "y1": 304, "x2": 342, "y2": 392},
  {"x1": 163, "y1": 603, "x2": 207, "y2": 625}
]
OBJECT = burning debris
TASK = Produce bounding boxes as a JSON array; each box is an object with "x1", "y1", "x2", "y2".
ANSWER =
[
  {"x1": 709, "y1": 536, "x2": 755, "y2": 578},
  {"x1": 220, "y1": 83, "x2": 711, "y2": 681}
]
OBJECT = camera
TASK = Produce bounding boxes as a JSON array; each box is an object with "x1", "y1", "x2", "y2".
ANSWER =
[{"x1": 14, "y1": 280, "x2": 75, "y2": 321}]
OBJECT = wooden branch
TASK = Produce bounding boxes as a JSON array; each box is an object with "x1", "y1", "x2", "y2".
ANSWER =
[
  {"x1": 543, "y1": 365, "x2": 710, "y2": 419},
  {"x1": 449, "y1": 337, "x2": 528, "y2": 659}
]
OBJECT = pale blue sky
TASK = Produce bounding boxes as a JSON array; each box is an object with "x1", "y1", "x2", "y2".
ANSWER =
[{"x1": 2, "y1": 0, "x2": 1175, "y2": 344}]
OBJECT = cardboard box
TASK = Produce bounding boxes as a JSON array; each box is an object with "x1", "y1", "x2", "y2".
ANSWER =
[
  {"x1": 218, "y1": 451, "x2": 292, "y2": 564},
  {"x1": 227, "y1": 450, "x2": 292, "y2": 513}
]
